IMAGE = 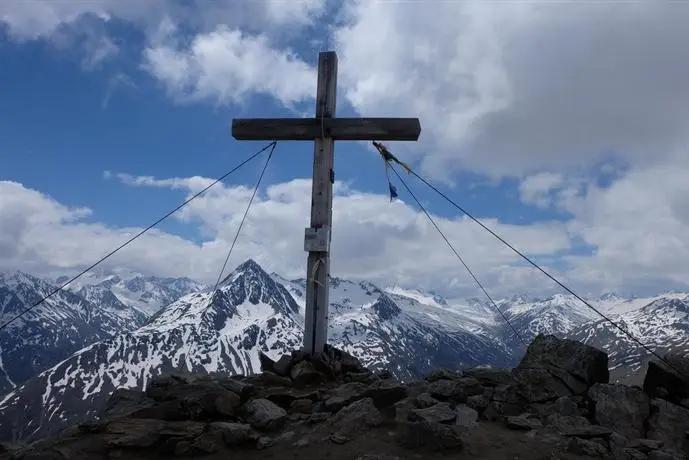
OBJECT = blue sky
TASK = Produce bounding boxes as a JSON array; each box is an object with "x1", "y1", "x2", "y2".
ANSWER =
[{"x1": 1, "y1": 1, "x2": 689, "y2": 298}]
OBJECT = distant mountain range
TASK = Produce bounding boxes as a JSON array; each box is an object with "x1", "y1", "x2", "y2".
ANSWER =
[
  {"x1": 0, "y1": 270, "x2": 205, "y2": 396},
  {"x1": 59, "y1": 270, "x2": 206, "y2": 317},
  {"x1": 0, "y1": 259, "x2": 686, "y2": 442}
]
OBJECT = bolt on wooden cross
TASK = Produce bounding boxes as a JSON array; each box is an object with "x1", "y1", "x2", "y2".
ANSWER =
[{"x1": 231, "y1": 51, "x2": 421, "y2": 355}]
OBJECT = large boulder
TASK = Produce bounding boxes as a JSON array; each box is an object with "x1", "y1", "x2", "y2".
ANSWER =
[
  {"x1": 328, "y1": 398, "x2": 383, "y2": 436},
  {"x1": 258, "y1": 345, "x2": 369, "y2": 387},
  {"x1": 490, "y1": 384, "x2": 529, "y2": 416},
  {"x1": 514, "y1": 334, "x2": 609, "y2": 402},
  {"x1": 647, "y1": 398, "x2": 689, "y2": 455},
  {"x1": 410, "y1": 403, "x2": 457, "y2": 424},
  {"x1": 463, "y1": 368, "x2": 513, "y2": 387},
  {"x1": 588, "y1": 383, "x2": 650, "y2": 440},
  {"x1": 428, "y1": 379, "x2": 467, "y2": 403},
  {"x1": 643, "y1": 355, "x2": 689, "y2": 405},
  {"x1": 324, "y1": 382, "x2": 368, "y2": 412},
  {"x1": 289, "y1": 361, "x2": 323, "y2": 387},
  {"x1": 241, "y1": 399, "x2": 287, "y2": 432},
  {"x1": 362, "y1": 379, "x2": 408, "y2": 408}
]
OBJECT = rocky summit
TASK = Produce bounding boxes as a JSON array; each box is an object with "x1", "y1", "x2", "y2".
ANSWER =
[{"x1": 1, "y1": 335, "x2": 688, "y2": 460}]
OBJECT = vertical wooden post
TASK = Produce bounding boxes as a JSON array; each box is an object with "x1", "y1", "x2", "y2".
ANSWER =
[{"x1": 303, "y1": 52, "x2": 337, "y2": 355}]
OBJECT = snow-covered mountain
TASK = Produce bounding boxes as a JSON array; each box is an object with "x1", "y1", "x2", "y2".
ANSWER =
[
  {"x1": 493, "y1": 293, "x2": 602, "y2": 350},
  {"x1": 2, "y1": 260, "x2": 688, "y2": 443},
  {"x1": 72, "y1": 285, "x2": 148, "y2": 328},
  {"x1": 0, "y1": 260, "x2": 304, "y2": 441},
  {"x1": 488, "y1": 291, "x2": 689, "y2": 384},
  {"x1": 569, "y1": 295, "x2": 689, "y2": 384},
  {"x1": 58, "y1": 271, "x2": 205, "y2": 317},
  {"x1": 0, "y1": 261, "x2": 513, "y2": 442},
  {"x1": 0, "y1": 269, "x2": 205, "y2": 398},
  {"x1": 286, "y1": 276, "x2": 513, "y2": 377},
  {"x1": 0, "y1": 272, "x2": 141, "y2": 395}
]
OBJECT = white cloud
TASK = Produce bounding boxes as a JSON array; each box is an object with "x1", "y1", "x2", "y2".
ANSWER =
[
  {"x1": 0, "y1": 180, "x2": 205, "y2": 277},
  {"x1": 561, "y1": 159, "x2": 689, "y2": 291},
  {"x1": 0, "y1": 0, "x2": 324, "y2": 39},
  {"x1": 333, "y1": 1, "x2": 689, "y2": 180},
  {"x1": 142, "y1": 24, "x2": 316, "y2": 106},
  {"x1": 0, "y1": 0, "x2": 325, "y2": 80},
  {"x1": 326, "y1": 0, "x2": 689, "y2": 297},
  {"x1": 8, "y1": 0, "x2": 689, "y2": 181},
  {"x1": 1, "y1": 178, "x2": 574, "y2": 298},
  {"x1": 519, "y1": 173, "x2": 565, "y2": 209},
  {"x1": 264, "y1": 0, "x2": 324, "y2": 25},
  {"x1": 180, "y1": 0, "x2": 326, "y2": 34},
  {"x1": 103, "y1": 171, "x2": 215, "y2": 191},
  {"x1": 0, "y1": 0, "x2": 168, "y2": 66},
  {"x1": 6, "y1": 167, "x2": 689, "y2": 297}
]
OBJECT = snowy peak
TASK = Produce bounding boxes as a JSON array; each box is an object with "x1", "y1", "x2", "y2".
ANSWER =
[
  {"x1": 116, "y1": 275, "x2": 205, "y2": 316},
  {"x1": 641, "y1": 297, "x2": 689, "y2": 317},
  {"x1": 5, "y1": 261, "x2": 689, "y2": 444},
  {"x1": 568, "y1": 294, "x2": 689, "y2": 383},
  {"x1": 0, "y1": 270, "x2": 123, "y2": 333},
  {"x1": 506, "y1": 293, "x2": 535, "y2": 305},
  {"x1": 58, "y1": 270, "x2": 205, "y2": 317},
  {"x1": 431, "y1": 294, "x2": 448, "y2": 306},
  {"x1": 494, "y1": 293, "x2": 601, "y2": 349},
  {"x1": 122, "y1": 275, "x2": 200, "y2": 296},
  {"x1": 0, "y1": 260, "x2": 309, "y2": 441},
  {"x1": 220, "y1": 259, "x2": 266, "y2": 287},
  {"x1": 147, "y1": 260, "x2": 300, "y2": 333},
  {"x1": 385, "y1": 286, "x2": 448, "y2": 309},
  {"x1": 0, "y1": 271, "x2": 139, "y2": 395},
  {"x1": 74, "y1": 285, "x2": 148, "y2": 328},
  {"x1": 0, "y1": 271, "x2": 57, "y2": 306},
  {"x1": 94, "y1": 275, "x2": 123, "y2": 290},
  {"x1": 219, "y1": 259, "x2": 299, "y2": 317},
  {"x1": 371, "y1": 294, "x2": 402, "y2": 321},
  {"x1": 141, "y1": 290, "x2": 238, "y2": 334},
  {"x1": 599, "y1": 291, "x2": 621, "y2": 302}
]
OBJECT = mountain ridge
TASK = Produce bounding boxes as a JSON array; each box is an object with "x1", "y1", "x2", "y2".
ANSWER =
[
  {"x1": 0, "y1": 271, "x2": 143, "y2": 395},
  {"x1": 1, "y1": 260, "x2": 687, "y2": 443},
  {"x1": 56, "y1": 270, "x2": 206, "y2": 317}
]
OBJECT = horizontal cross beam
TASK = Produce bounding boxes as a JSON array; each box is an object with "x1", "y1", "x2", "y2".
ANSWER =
[{"x1": 231, "y1": 117, "x2": 421, "y2": 141}]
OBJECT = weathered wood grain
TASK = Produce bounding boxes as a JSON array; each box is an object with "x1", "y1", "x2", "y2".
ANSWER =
[
  {"x1": 231, "y1": 117, "x2": 421, "y2": 141},
  {"x1": 304, "y1": 51, "x2": 337, "y2": 356}
]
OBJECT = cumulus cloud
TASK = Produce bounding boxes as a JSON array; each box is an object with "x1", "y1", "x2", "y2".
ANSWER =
[
  {"x1": 0, "y1": 0, "x2": 324, "y2": 39},
  {"x1": 562, "y1": 160, "x2": 689, "y2": 289},
  {"x1": 142, "y1": 24, "x2": 316, "y2": 107},
  {"x1": 0, "y1": 180, "x2": 207, "y2": 278},
  {"x1": 1, "y1": 179, "x2": 574, "y2": 297},
  {"x1": 327, "y1": 0, "x2": 689, "y2": 296},
  {"x1": 5, "y1": 167, "x2": 689, "y2": 297},
  {"x1": 7, "y1": 0, "x2": 689, "y2": 180},
  {"x1": 333, "y1": 1, "x2": 689, "y2": 179},
  {"x1": 0, "y1": 0, "x2": 324, "y2": 80}
]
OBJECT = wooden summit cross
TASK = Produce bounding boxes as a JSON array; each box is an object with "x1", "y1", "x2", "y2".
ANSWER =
[{"x1": 231, "y1": 51, "x2": 421, "y2": 355}]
